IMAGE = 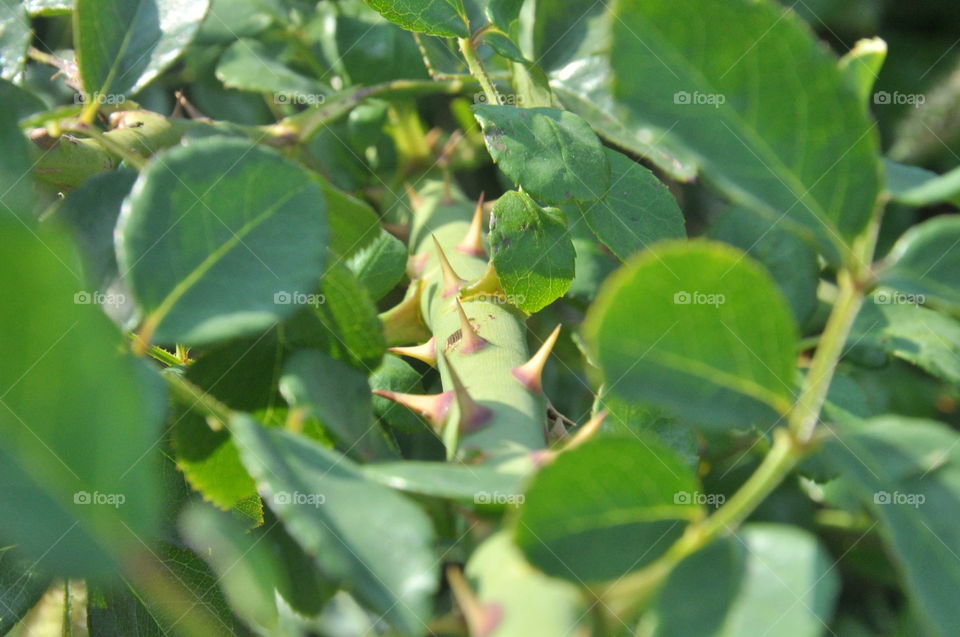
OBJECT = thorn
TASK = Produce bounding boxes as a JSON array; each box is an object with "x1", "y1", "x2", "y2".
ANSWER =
[
  {"x1": 388, "y1": 338, "x2": 437, "y2": 367},
  {"x1": 433, "y1": 235, "x2": 467, "y2": 297},
  {"x1": 454, "y1": 299, "x2": 489, "y2": 354},
  {"x1": 446, "y1": 564, "x2": 502, "y2": 637},
  {"x1": 564, "y1": 410, "x2": 607, "y2": 451},
  {"x1": 456, "y1": 193, "x2": 486, "y2": 257},
  {"x1": 373, "y1": 389, "x2": 453, "y2": 430},
  {"x1": 445, "y1": 357, "x2": 493, "y2": 433},
  {"x1": 460, "y1": 261, "x2": 505, "y2": 302},
  {"x1": 404, "y1": 182, "x2": 425, "y2": 210},
  {"x1": 512, "y1": 325, "x2": 561, "y2": 393},
  {"x1": 407, "y1": 252, "x2": 429, "y2": 279},
  {"x1": 379, "y1": 280, "x2": 431, "y2": 346}
]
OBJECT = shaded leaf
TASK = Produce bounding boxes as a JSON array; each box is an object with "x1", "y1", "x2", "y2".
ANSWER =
[
  {"x1": 363, "y1": 0, "x2": 469, "y2": 38},
  {"x1": 879, "y1": 215, "x2": 960, "y2": 312}
]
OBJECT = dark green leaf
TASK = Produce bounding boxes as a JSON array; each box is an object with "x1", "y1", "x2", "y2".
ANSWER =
[
  {"x1": 0, "y1": 80, "x2": 34, "y2": 220},
  {"x1": 87, "y1": 581, "x2": 165, "y2": 637},
  {"x1": 347, "y1": 229, "x2": 407, "y2": 301},
  {"x1": 472, "y1": 105, "x2": 610, "y2": 204},
  {"x1": 118, "y1": 138, "x2": 328, "y2": 346},
  {"x1": 879, "y1": 215, "x2": 960, "y2": 312},
  {"x1": 314, "y1": 263, "x2": 386, "y2": 370},
  {"x1": 585, "y1": 241, "x2": 797, "y2": 428},
  {"x1": 515, "y1": 436, "x2": 700, "y2": 582},
  {"x1": 611, "y1": 0, "x2": 882, "y2": 261},
  {"x1": 215, "y1": 38, "x2": 327, "y2": 99},
  {"x1": 363, "y1": 0, "x2": 469, "y2": 38},
  {"x1": 0, "y1": 548, "x2": 51, "y2": 633},
  {"x1": 369, "y1": 354, "x2": 429, "y2": 433},
  {"x1": 489, "y1": 190, "x2": 576, "y2": 313},
  {"x1": 884, "y1": 160, "x2": 960, "y2": 208}
]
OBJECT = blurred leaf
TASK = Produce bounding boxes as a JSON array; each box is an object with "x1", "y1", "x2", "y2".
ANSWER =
[
  {"x1": 74, "y1": 0, "x2": 211, "y2": 97},
  {"x1": 280, "y1": 349, "x2": 397, "y2": 461},
  {"x1": 118, "y1": 138, "x2": 328, "y2": 346},
  {"x1": 466, "y1": 532, "x2": 585, "y2": 637},
  {"x1": 489, "y1": 190, "x2": 575, "y2": 313},
  {"x1": 361, "y1": 461, "x2": 524, "y2": 501},
  {"x1": 585, "y1": 241, "x2": 797, "y2": 429},
  {"x1": 611, "y1": 0, "x2": 882, "y2": 261},
  {"x1": 515, "y1": 437, "x2": 700, "y2": 582},
  {"x1": 216, "y1": 38, "x2": 327, "y2": 99},
  {"x1": 231, "y1": 415, "x2": 438, "y2": 634},
  {"x1": 879, "y1": 215, "x2": 960, "y2": 312},
  {"x1": 0, "y1": 80, "x2": 34, "y2": 220},
  {"x1": 363, "y1": 0, "x2": 469, "y2": 38},
  {"x1": 650, "y1": 524, "x2": 839, "y2": 637},
  {"x1": 0, "y1": 0, "x2": 29, "y2": 80},
  {"x1": 885, "y1": 160, "x2": 960, "y2": 208},
  {"x1": 0, "y1": 221, "x2": 164, "y2": 576},
  {"x1": 24, "y1": 0, "x2": 72, "y2": 14},
  {"x1": 819, "y1": 417, "x2": 960, "y2": 637},
  {"x1": 838, "y1": 37, "x2": 887, "y2": 108},
  {"x1": 578, "y1": 147, "x2": 685, "y2": 261},
  {"x1": 472, "y1": 104, "x2": 610, "y2": 204},
  {"x1": 708, "y1": 205, "x2": 820, "y2": 326}
]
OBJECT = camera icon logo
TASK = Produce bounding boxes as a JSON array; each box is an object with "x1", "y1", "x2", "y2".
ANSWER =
[
  {"x1": 874, "y1": 91, "x2": 891, "y2": 105},
  {"x1": 874, "y1": 491, "x2": 891, "y2": 505},
  {"x1": 674, "y1": 91, "x2": 691, "y2": 104},
  {"x1": 674, "y1": 291, "x2": 691, "y2": 304},
  {"x1": 274, "y1": 291, "x2": 292, "y2": 304},
  {"x1": 74, "y1": 291, "x2": 92, "y2": 304},
  {"x1": 74, "y1": 491, "x2": 92, "y2": 504},
  {"x1": 274, "y1": 491, "x2": 292, "y2": 505},
  {"x1": 674, "y1": 491, "x2": 692, "y2": 504}
]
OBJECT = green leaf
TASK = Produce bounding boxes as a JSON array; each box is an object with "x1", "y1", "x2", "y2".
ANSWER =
[
  {"x1": 87, "y1": 581, "x2": 165, "y2": 637},
  {"x1": 578, "y1": 147, "x2": 686, "y2": 261},
  {"x1": 879, "y1": 215, "x2": 960, "y2": 312},
  {"x1": 848, "y1": 299, "x2": 960, "y2": 384},
  {"x1": 325, "y1": 6, "x2": 430, "y2": 85},
  {"x1": 215, "y1": 38, "x2": 327, "y2": 99},
  {"x1": 479, "y1": 29, "x2": 526, "y2": 63},
  {"x1": 74, "y1": 0, "x2": 211, "y2": 97},
  {"x1": 324, "y1": 180, "x2": 383, "y2": 259},
  {"x1": 0, "y1": 0, "x2": 29, "y2": 80},
  {"x1": 0, "y1": 548, "x2": 51, "y2": 633},
  {"x1": 819, "y1": 416, "x2": 960, "y2": 637},
  {"x1": 514, "y1": 436, "x2": 700, "y2": 582},
  {"x1": 484, "y1": 0, "x2": 523, "y2": 29},
  {"x1": 0, "y1": 80, "x2": 35, "y2": 220},
  {"x1": 231, "y1": 415, "x2": 438, "y2": 634},
  {"x1": 489, "y1": 190, "x2": 576, "y2": 313},
  {"x1": 466, "y1": 532, "x2": 586, "y2": 637},
  {"x1": 472, "y1": 105, "x2": 610, "y2": 204},
  {"x1": 315, "y1": 263, "x2": 386, "y2": 370},
  {"x1": 0, "y1": 221, "x2": 164, "y2": 576},
  {"x1": 280, "y1": 349, "x2": 397, "y2": 461},
  {"x1": 361, "y1": 461, "x2": 524, "y2": 501},
  {"x1": 347, "y1": 229, "x2": 407, "y2": 301},
  {"x1": 369, "y1": 354, "x2": 428, "y2": 433},
  {"x1": 362, "y1": 0, "x2": 469, "y2": 38},
  {"x1": 117, "y1": 137, "x2": 328, "y2": 346},
  {"x1": 708, "y1": 205, "x2": 820, "y2": 326},
  {"x1": 650, "y1": 524, "x2": 839, "y2": 637},
  {"x1": 838, "y1": 37, "x2": 887, "y2": 108},
  {"x1": 884, "y1": 159, "x2": 960, "y2": 208},
  {"x1": 611, "y1": 0, "x2": 882, "y2": 261},
  {"x1": 585, "y1": 241, "x2": 798, "y2": 428}
]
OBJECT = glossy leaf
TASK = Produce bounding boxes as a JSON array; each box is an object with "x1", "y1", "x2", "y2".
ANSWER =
[
  {"x1": 578, "y1": 147, "x2": 686, "y2": 261},
  {"x1": 363, "y1": 0, "x2": 469, "y2": 38},
  {"x1": 472, "y1": 105, "x2": 610, "y2": 204},
  {"x1": 585, "y1": 241, "x2": 798, "y2": 428},
  {"x1": 650, "y1": 524, "x2": 839, "y2": 637},
  {"x1": 611, "y1": 0, "x2": 882, "y2": 260},
  {"x1": 117, "y1": 137, "x2": 328, "y2": 346},
  {"x1": 231, "y1": 415, "x2": 438, "y2": 634},
  {"x1": 74, "y1": 0, "x2": 211, "y2": 97},
  {"x1": 489, "y1": 190, "x2": 576, "y2": 313},
  {"x1": 515, "y1": 437, "x2": 700, "y2": 582},
  {"x1": 879, "y1": 215, "x2": 960, "y2": 312}
]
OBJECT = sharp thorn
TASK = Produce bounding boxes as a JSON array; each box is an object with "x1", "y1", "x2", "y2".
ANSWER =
[
  {"x1": 445, "y1": 357, "x2": 493, "y2": 433},
  {"x1": 454, "y1": 299, "x2": 489, "y2": 354},
  {"x1": 373, "y1": 389, "x2": 453, "y2": 429},
  {"x1": 512, "y1": 325, "x2": 561, "y2": 393},
  {"x1": 433, "y1": 234, "x2": 466, "y2": 298},
  {"x1": 388, "y1": 337, "x2": 437, "y2": 367},
  {"x1": 456, "y1": 192, "x2": 486, "y2": 257}
]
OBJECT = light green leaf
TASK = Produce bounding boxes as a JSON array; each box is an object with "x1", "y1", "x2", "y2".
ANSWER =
[
  {"x1": 885, "y1": 159, "x2": 960, "y2": 208},
  {"x1": 489, "y1": 190, "x2": 576, "y2": 313},
  {"x1": 650, "y1": 524, "x2": 839, "y2": 637},
  {"x1": 611, "y1": 0, "x2": 882, "y2": 261},
  {"x1": 314, "y1": 263, "x2": 386, "y2": 370},
  {"x1": 578, "y1": 147, "x2": 686, "y2": 261},
  {"x1": 0, "y1": 221, "x2": 164, "y2": 576},
  {"x1": 215, "y1": 38, "x2": 327, "y2": 99},
  {"x1": 708, "y1": 205, "x2": 820, "y2": 326},
  {"x1": 848, "y1": 300, "x2": 960, "y2": 384},
  {"x1": 347, "y1": 229, "x2": 407, "y2": 301},
  {"x1": 585, "y1": 241, "x2": 798, "y2": 428},
  {"x1": 879, "y1": 215, "x2": 960, "y2": 312},
  {"x1": 117, "y1": 137, "x2": 328, "y2": 346},
  {"x1": 514, "y1": 436, "x2": 700, "y2": 582},
  {"x1": 472, "y1": 105, "x2": 610, "y2": 204},
  {"x1": 838, "y1": 37, "x2": 887, "y2": 108},
  {"x1": 819, "y1": 417, "x2": 960, "y2": 637},
  {"x1": 231, "y1": 415, "x2": 438, "y2": 634},
  {"x1": 280, "y1": 349, "x2": 397, "y2": 461},
  {"x1": 0, "y1": 0, "x2": 29, "y2": 80},
  {"x1": 362, "y1": 0, "x2": 469, "y2": 38},
  {"x1": 74, "y1": 0, "x2": 211, "y2": 97},
  {"x1": 466, "y1": 532, "x2": 585, "y2": 637}
]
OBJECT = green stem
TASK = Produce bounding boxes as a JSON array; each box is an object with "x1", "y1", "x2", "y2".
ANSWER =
[
  {"x1": 458, "y1": 38, "x2": 500, "y2": 105},
  {"x1": 161, "y1": 370, "x2": 232, "y2": 429}
]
